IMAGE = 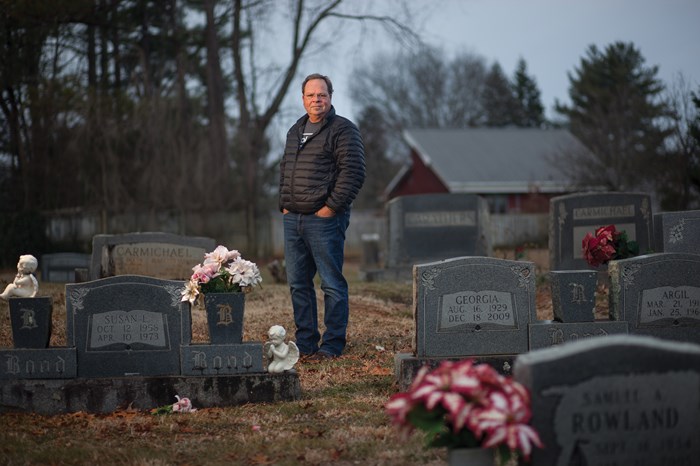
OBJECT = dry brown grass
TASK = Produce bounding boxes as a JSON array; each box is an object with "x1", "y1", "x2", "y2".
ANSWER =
[{"x1": 0, "y1": 250, "x2": 589, "y2": 465}]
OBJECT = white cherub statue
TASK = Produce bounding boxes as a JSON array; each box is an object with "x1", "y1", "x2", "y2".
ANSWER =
[
  {"x1": 264, "y1": 325, "x2": 300, "y2": 373},
  {"x1": 0, "y1": 254, "x2": 39, "y2": 300}
]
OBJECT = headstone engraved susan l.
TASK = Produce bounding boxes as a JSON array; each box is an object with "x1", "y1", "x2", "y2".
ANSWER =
[
  {"x1": 66, "y1": 275, "x2": 188, "y2": 377},
  {"x1": 89, "y1": 232, "x2": 216, "y2": 280},
  {"x1": 609, "y1": 252, "x2": 700, "y2": 343},
  {"x1": 386, "y1": 193, "x2": 491, "y2": 270},
  {"x1": 514, "y1": 335, "x2": 700, "y2": 466},
  {"x1": 549, "y1": 192, "x2": 653, "y2": 271},
  {"x1": 414, "y1": 256, "x2": 534, "y2": 357}
]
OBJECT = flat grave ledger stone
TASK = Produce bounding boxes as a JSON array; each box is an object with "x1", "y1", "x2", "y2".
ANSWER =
[
  {"x1": 0, "y1": 348, "x2": 77, "y2": 380},
  {"x1": 654, "y1": 209, "x2": 700, "y2": 254},
  {"x1": 549, "y1": 192, "x2": 653, "y2": 271},
  {"x1": 608, "y1": 253, "x2": 700, "y2": 343},
  {"x1": 89, "y1": 232, "x2": 216, "y2": 280},
  {"x1": 528, "y1": 321, "x2": 628, "y2": 350},
  {"x1": 66, "y1": 275, "x2": 188, "y2": 378},
  {"x1": 514, "y1": 335, "x2": 700, "y2": 466},
  {"x1": 40, "y1": 253, "x2": 90, "y2": 283},
  {"x1": 181, "y1": 343, "x2": 264, "y2": 376},
  {"x1": 386, "y1": 193, "x2": 491, "y2": 269},
  {"x1": 414, "y1": 256, "x2": 534, "y2": 357}
]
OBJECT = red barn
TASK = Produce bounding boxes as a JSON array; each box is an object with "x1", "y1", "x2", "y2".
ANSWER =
[{"x1": 385, "y1": 128, "x2": 597, "y2": 214}]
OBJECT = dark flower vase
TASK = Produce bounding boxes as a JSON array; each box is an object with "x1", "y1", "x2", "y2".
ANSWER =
[
  {"x1": 204, "y1": 292, "x2": 245, "y2": 344},
  {"x1": 448, "y1": 448, "x2": 495, "y2": 466},
  {"x1": 9, "y1": 297, "x2": 53, "y2": 348}
]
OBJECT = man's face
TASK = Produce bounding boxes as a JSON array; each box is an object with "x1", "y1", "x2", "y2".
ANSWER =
[{"x1": 302, "y1": 79, "x2": 331, "y2": 123}]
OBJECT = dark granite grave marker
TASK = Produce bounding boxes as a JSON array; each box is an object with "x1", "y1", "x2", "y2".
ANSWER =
[
  {"x1": 89, "y1": 232, "x2": 216, "y2": 280},
  {"x1": 514, "y1": 335, "x2": 700, "y2": 466},
  {"x1": 609, "y1": 252, "x2": 700, "y2": 344},
  {"x1": 653, "y1": 209, "x2": 700, "y2": 254},
  {"x1": 414, "y1": 256, "x2": 534, "y2": 357},
  {"x1": 40, "y1": 253, "x2": 90, "y2": 283},
  {"x1": 66, "y1": 275, "x2": 187, "y2": 377},
  {"x1": 549, "y1": 192, "x2": 653, "y2": 271},
  {"x1": 386, "y1": 193, "x2": 491, "y2": 270}
]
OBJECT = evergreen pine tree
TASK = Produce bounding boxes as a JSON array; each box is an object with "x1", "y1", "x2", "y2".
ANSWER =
[{"x1": 512, "y1": 58, "x2": 545, "y2": 127}]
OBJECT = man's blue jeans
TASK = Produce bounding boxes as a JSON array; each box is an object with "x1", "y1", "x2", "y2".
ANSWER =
[{"x1": 283, "y1": 209, "x2": 350, "y2": 356}]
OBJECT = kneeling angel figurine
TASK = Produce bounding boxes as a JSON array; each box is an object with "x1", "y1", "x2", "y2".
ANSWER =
[
  {"x1": 1, "y1": 254, "x2": 39, "y2": 300},
  {"x1": 265, "y1": 325, "x2": 299, "y2": 373}
]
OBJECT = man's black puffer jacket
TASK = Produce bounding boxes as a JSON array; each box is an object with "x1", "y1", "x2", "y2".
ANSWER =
[{"x1": 279, "y1": 106, "x2": 365, "y2": 214}]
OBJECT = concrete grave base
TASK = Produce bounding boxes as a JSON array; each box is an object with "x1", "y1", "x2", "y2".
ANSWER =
[
  {"x1": 359, "y1": 266, "x2": 413, "y2": 283},
  {"x1": 394, "y1": 352, "x2": 517, "y2": 391},
  {"x1": 0, "y1": 372, "x2": 301, "y2": 415}
]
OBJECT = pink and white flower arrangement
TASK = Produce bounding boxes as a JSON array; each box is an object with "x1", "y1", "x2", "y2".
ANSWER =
[
  {"x1": 181, "y1": 245, "x2": 262, "y2": 305},
  {"x1": 172, "y1": 395, "x2": 197, "y2": 413},
  {"x1": 151, "y1": 395, "x2": 197, "y2": 415},
  {"x1": 385, "y1": 359, "x2": 542, "y2": 463}
]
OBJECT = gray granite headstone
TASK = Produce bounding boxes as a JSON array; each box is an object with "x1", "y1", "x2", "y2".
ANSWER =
[
  {"x1": 66, "y1": 275, "x2": 187, "y2": 377},
  {"x1": 40, "y1": 253, "x2": 90, "y2": 282},
  {"x1": 386, "y1": 194, "x2": 491, "y2": 270},
  {"x1": 89, "y1": 232, "x2": 216, "y2": 280},
  {"x1": 653, "y1": 209, "x2": 700, "y2": 254},
  {"x1": 414, "y1": 256, "x2": 534, "y2": 357},
  {"x1": 514, "y1": 335, "x2": 700, "y2": 466},
  {"x1": 549, "y1": 192, "x2": 654, "y2": 271},
  {"x1": 609, "y1": 253, "x2": 700, "y2": 344}
]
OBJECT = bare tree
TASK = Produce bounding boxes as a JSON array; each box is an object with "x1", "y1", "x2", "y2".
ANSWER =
[
  {"x1": 227, "y1": 0, "x2": 418, "y2": 255},
  {"x1": 654, "y1": 73, "x2": 700, "y2": 209},
  {"x1": 348, "y1": 46, "x2": 490, "y2": 162}
]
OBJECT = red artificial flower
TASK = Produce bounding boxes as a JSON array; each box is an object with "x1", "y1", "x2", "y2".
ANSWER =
[
  {"x1": 582, "y1": 224, "x2": 622, "y2": 267},
  {"x1": 384, "y1": 359, "x2": 543, "y2": 458}
]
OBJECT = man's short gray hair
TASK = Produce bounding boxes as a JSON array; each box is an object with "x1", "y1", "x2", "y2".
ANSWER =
[{"x1": 302, "y1": 73, "x2": 333, "y2": 96}]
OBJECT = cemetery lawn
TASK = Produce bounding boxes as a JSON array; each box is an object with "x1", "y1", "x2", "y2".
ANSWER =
[{"x1": 0, "y1": 253, "x2": 561, "y2": 466}]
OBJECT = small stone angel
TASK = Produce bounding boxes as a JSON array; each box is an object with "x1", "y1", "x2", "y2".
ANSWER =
[
  {"x1": 264, "y1": 325, "x2": 299, "y2": 373},
  {"x1": 0, "y1": 254, "x2": 39, "y2": 300}
]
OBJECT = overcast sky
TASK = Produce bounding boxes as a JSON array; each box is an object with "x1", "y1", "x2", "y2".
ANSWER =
[{"x1": 295, "y1": 0, "x2": 700, "y2": 123}]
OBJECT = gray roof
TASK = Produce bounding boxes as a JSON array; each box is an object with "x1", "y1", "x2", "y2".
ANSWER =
[{"x1": 401, "y1": 128, "x2": 591, "y2": 194}]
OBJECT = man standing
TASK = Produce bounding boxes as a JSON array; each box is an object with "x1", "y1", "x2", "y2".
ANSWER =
[{"x1": 279, "y1": 73, "x2": 365, "y2": 359}]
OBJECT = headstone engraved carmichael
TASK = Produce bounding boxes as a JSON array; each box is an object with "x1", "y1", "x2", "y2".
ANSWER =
[
  {"x1": 549, "y1": 192, "x2": 653, "y2": 270},
  {"x1": 89, "y1": 232, "x2": 216, "y2": 280}
]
